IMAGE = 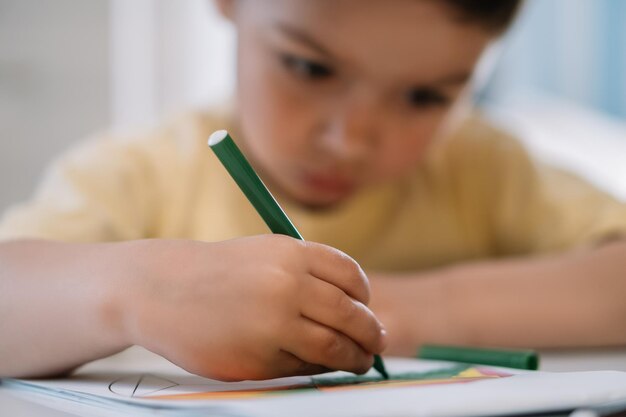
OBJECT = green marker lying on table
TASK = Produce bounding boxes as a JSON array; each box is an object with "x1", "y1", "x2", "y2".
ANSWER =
[
  {"x1": 418, "y1": 345, "x2": 539, "y2": 370},
  {"x1": 208, "y1": 129, "x2": 389, "y2": 380}
]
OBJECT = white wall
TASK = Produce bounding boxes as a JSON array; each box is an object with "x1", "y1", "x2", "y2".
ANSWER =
[
  {"x1": 0, "y1": 0, "x2": 110, "y2": 212},
  {"x1": 0, "y1": 0, "x2": 235, "y2": 213},
  {"x1": 110, "y1": 0, "x2": 235, "y2": 131},
  {"x1": 486, "y1": 0, "x2": 626, "y2": 119}
]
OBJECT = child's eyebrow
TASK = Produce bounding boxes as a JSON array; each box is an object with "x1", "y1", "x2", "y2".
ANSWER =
[
  {"x1": 274, "y1": 22, "x2": 335, "y2": 59},
  {"x1": 425, "y1": 71, "x2": 471, "y2": 87}
]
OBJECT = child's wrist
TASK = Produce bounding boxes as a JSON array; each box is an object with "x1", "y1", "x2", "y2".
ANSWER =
[
  {"x1": 422, "y1": 270, "x2": 462, "y2": 346},
  {"x1": 432, "y1": 264, "x2": 486, "y2": 347},
  {"x1": 94, "y1": 241, "x2": 139, "y2": 351},
  {"x1": 390, "y1": 270, "x2": 462, "y2": 351}
]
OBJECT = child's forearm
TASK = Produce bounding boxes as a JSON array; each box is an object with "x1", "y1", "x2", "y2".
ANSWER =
[
  {"x1": 370, "y1": 239, "x2": 626, "y2": 355},
  {"x1": 0, "y1": 240, "x2": 130, "y2": 378}
]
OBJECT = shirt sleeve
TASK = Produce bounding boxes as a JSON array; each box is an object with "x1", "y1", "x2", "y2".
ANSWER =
[
  {"x1": 0, "y1": 133, "x2": 161, "y2": 242},
  {"x1": 1, "y1": 109, "x2": 220, "y2": 242},
  {"x1": 492, "y1": 148, "x2": 626, "y2": 254},
  {"x1": 473, "y1": 121, "x2": 626, "y2": 255}
]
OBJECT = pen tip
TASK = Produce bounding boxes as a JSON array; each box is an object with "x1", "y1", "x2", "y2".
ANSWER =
[{"x1": 374, "y1": 355, "x2": 389, "y2": 380}]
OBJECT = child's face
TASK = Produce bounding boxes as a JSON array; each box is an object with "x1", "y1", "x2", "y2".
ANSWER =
[{"x1": 223, "y1": 0, "x2": 492, "y2": 207}]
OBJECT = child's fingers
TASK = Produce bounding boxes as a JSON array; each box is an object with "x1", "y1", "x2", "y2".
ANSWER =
[
  {"x1": 300, "y1": 275, "x2": 386, "y2": 354},
  {"x1": 285, "y1": 316, "x2": 374, "y2": 375},
  {"x1": 304, "y1": 241, "x2": 370, "y2": 305},
  {"x1": 269, "y1": 350, "x2": 332, "y2": 378}
]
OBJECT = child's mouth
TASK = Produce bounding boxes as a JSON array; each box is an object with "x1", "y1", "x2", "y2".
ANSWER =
[{"x1": 300, "y1": 171, "x2": 357, "y2": 197}]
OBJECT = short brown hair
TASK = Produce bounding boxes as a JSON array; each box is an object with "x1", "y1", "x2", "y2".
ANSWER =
[{"x1": 443, "y1": 0, "x2": 523, "y2": 33}]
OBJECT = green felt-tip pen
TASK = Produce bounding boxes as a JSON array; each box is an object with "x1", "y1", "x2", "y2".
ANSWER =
[
  {"x1": 208, "y1": 129, "x2": 389, "y2": 380},
  {"x1": 418, "y1": 345, "x2": 539, "y2": 370}
]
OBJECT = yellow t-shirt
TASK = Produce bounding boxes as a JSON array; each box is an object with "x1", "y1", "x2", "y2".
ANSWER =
[{"x1": 1, "y1": 111, "x2": 625, "y2": 271}]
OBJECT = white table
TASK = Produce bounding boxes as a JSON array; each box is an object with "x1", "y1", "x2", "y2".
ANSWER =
[{"x1": 2, "y1": 347, "x2": 626, "y2": 417}]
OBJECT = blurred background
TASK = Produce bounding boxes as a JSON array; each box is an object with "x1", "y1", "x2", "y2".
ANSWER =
[{"x1": 1, "y1": 0, "x2": 625, "y2": 214}]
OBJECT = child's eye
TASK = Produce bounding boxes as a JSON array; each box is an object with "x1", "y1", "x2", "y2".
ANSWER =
[
  {"x1": 280, "y1": 54, "x2": 334, "y2": 80},
  {"x1": 406, "y1": 88, "x2": 449, "y2": 108}
]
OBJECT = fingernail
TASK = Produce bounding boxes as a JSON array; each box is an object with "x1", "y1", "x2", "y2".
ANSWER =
[{"x1": 380, "y1": 328, "x2": 388, "y2": 350}]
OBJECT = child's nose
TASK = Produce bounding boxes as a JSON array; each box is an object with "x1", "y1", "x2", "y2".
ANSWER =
[{"x1": 319, "y1": 93, "x2": 379, "y2": 161}]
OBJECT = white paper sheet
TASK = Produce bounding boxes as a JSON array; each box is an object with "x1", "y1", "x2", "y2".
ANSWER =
[{"x1": 4, "y1": 350, "x2": 626, "y2": 417}]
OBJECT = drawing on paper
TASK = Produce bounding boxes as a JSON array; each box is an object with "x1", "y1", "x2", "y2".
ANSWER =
[{"x1": 108, "y1": 364, "x2": 510, "y2": 401}]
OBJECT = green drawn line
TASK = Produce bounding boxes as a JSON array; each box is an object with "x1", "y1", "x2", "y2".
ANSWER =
[{"x1": 311, "y1": 363, "x2": 472, "y2": 387}]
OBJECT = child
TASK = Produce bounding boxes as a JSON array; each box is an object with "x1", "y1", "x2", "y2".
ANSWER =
[{"x1": 1, "y1": 0, "x2": 625, "y2": 381}]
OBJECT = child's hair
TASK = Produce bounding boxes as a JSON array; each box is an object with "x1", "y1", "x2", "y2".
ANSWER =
[{"x1": 443, "y1": 0, "x2": 522, "y2": 33}]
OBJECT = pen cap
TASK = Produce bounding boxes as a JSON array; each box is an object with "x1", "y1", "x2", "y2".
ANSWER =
[{"x1": 418, "y1": 345, "x2": 539, "y2": 370}]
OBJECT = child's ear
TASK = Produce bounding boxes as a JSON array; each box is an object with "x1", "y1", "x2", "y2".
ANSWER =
[{"x1": 214, "y1": 0, "x2": 235, "y2": 21}]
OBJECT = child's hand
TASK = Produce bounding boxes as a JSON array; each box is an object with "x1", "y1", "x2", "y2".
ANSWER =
[{"x1": 116, "y1": 236, "x2": 387, "y2": 381}]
